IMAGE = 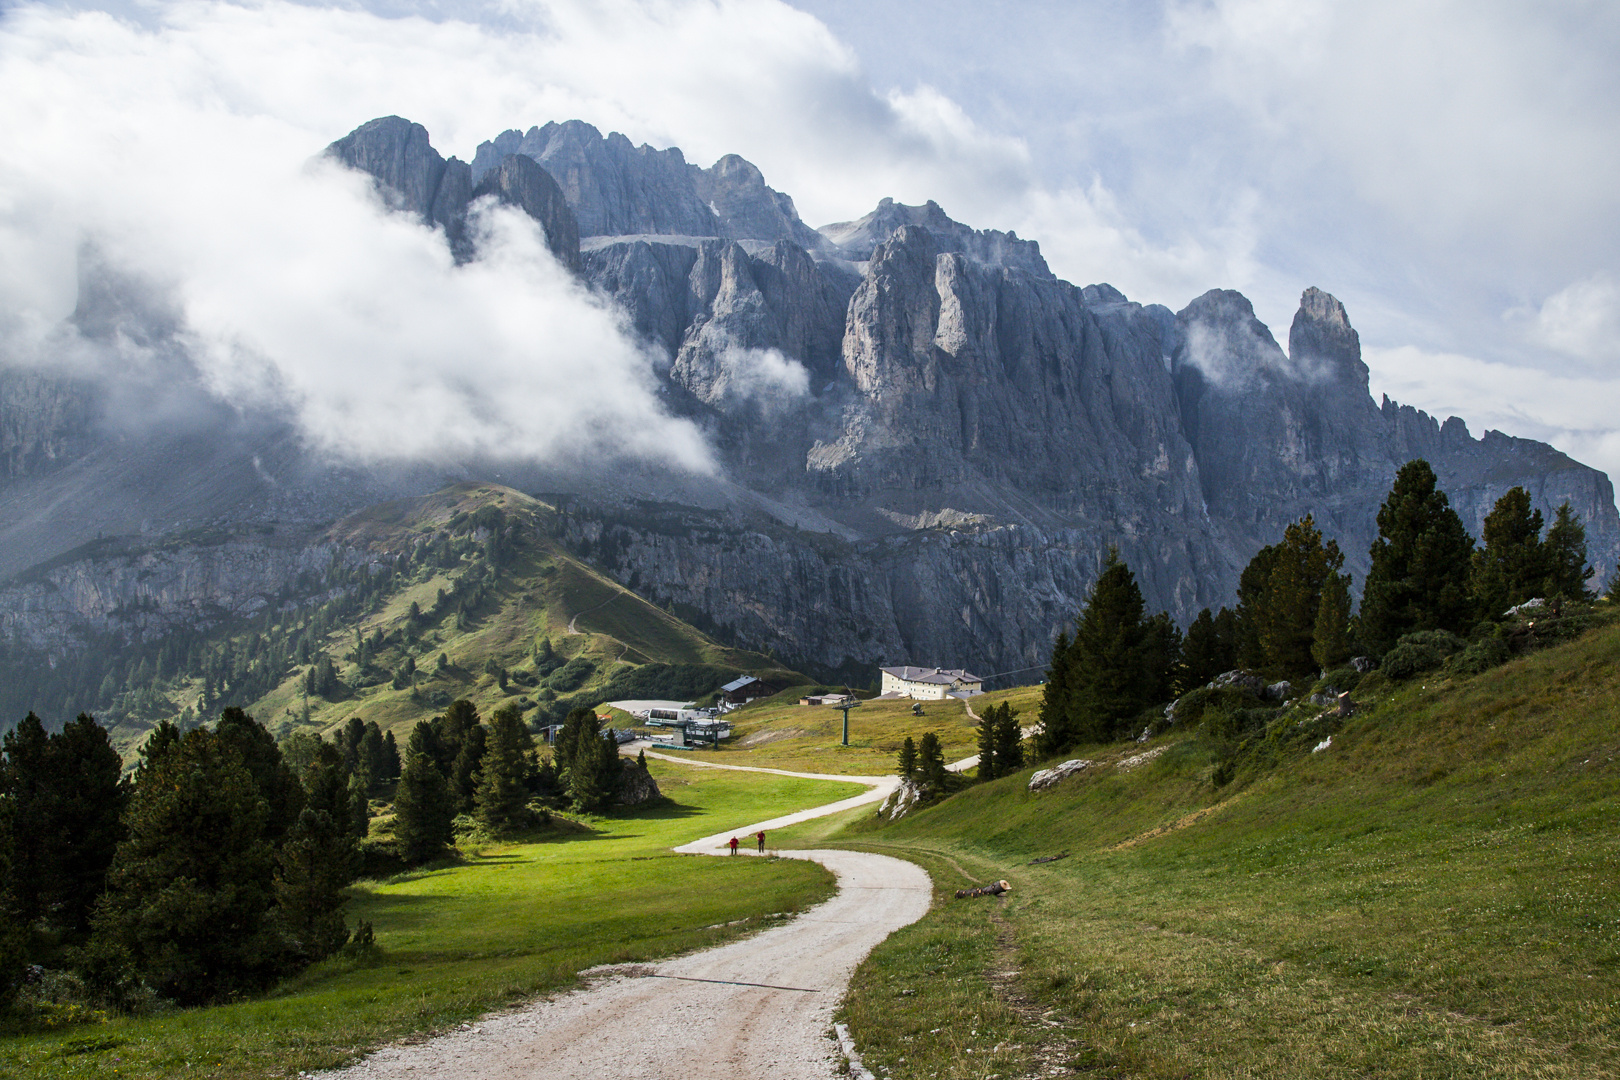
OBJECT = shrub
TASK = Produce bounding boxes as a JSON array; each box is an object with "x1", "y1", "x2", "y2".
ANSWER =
[
  {"x1": 546, "y1": 657, "x2": 596, "y2": 693},
  {"x1": 1381, "y1": 629, "x2": 1467, "y2": 680},
  {"x1": 1313, "y1": 666, "x2": 1363, "y2": 694},
  {"x1": 1446, "y1": 635, "x2": 1511, "y2": 676}
]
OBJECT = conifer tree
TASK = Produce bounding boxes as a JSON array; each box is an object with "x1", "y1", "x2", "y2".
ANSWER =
[
  {"x1": 0, "y1": 713, "x2": 51, "y2": 927},
  {"x1": 1234, "y1": 543, "x2": 1278, "y2": 668},
  {"x1": 1256, "y1": 515, "x2": 1344, "y2": 677},
  {"x1": 341, "y1": 716, "x2": 367, "y2": 769},
  {"x1": 392, "y1": 723, "x2": 454, "y2": 864},
  {"x1": 92, "y1": 727, "x2": 284, "y2": 1005},
  {"x1": 275, "y1": 742, "x2": 354, "y2": 962},
  {"x1": 896, "y1": 736, "x2": 918, "y2": 779},
  {"x1": 1471, "y1": 486, "x2": 1547, "y2": 617},
  {"x1": 216, "y1": 707, "x2": 303, "y2": 845},
  {"x1": 136, "y1": 719, "x2": 181, "y2": 777},
  {"x1": 1543, "y1": 502, "x2": 1593, "y2": 601},
  {"x1": 1034, "y1": 631, "x2": 1070, "y2": 756},
  {"x1": 0, "y1": 794, "x2": 29, "y2": 1010},
  {"x1": 449, "y1": 725, "x2": 487, "y2": 815},
  {"x1": 1311, "y1": 569, "x2": 1357, "y2": 670},
  {"x1": 917, "y1": 732, "x2": 946, "y2": 790},
  {"x1": 976, "y1": 706, "x2": 1000, "y2": 780},
  {"x1": 1360, "y1": 460, "x2": 1475, "y2": 654},
  {"x1": 42, "y1": 713, "x2": 128, "y2": 939},
  {"x1": 1182, "y1": 608, "x2": 1230, "y2": 687},
  {"x1": 1039, "y1": 549, "x2": 1171, "y2": 754},
  {"x1": 381, "y1": 729, "x2": 401, "y2": 781},
  {"x1": 347, "y1": 773, "x2": 370, "y2": 838},
  {"x1": 993, "y1": 704, "x2": 1024, "y2": 775},
  {"x1": 475, "y1": 706, "x2": 538, "y2": 835}
]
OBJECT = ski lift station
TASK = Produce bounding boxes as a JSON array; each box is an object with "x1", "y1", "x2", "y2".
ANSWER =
[{"x1": 607, "y1": 699, "x2": 732, "y2": 749}]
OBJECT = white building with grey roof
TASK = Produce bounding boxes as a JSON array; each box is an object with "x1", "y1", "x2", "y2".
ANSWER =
[{"x1": 879, "y1": 666, "x2": 984, "y2": 700}]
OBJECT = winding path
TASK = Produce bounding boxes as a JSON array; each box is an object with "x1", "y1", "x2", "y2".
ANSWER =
[{"x1": 318, "y1": 748, "x2": 931, "y2": 1080}]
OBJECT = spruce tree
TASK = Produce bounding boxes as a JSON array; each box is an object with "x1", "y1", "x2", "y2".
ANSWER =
[
  {"x1": 0, "y1": 713, "x2": 52, "y2": 927},
  {"x1": 896, "y1": 736, "x2": 918, "y2": 779},
  {"x1": 1182, "y1": 608, "x2": 1228, "y2": 687},
  {"x1": 381, "y1": 730, "x2": 401, "y2": 781},
  {"x1": 917, "y1": 732, "x2": 946, "y2": 790},
  {"x1": 1256, "y1": 515, "x2": 1344, "y2": 677},
  {"x1": 1311, "y1": 569, "x2": 1357, "y2": 671},
  {"x1": 1470, "y1": 486, "x2": 1547, "y2": 617},
  {"x1": 1034, "y1": 631, "x2": 1071, "y2": 758},
  {"x1": 993, "y1": 704, "x2": 1024, "y2": 774},
  {"x1": 449, "y1": 725, "x2": 487, "y2": 815},
  {"x1": 1053, "y1": 549, "x2": 1169, "y2": 751},
  {"x1": 43, "y1": 713, "x2": 128, "y2": 939},
  {"x1": 0, "y1": 794, "x2": 28, "y2": 1010},
  {"x1": 215, "y1": 707, "x2": 304, "y2": 845},
  {"x1": 976, "y1": 706, "x2": 999, "y2": 781},
  {"x1": 275, "y1": 742, "x2": 354, "y2": 962},
  {"x1": 92, "y1": 727, "x2": 284, "y2": 1005},
  {"x1": 1543, "y1": 502, "x2": 1593, "y2": 601},
  {"x1": 393, "y1": 723, "x2": 454, "y2": 864},
  {"x1": 1359, "y1": 460, "x2": 1475, "y2": 654},
  {"x1": 475, "y1": 706, "x2": 538, "y2": 835},
  {"x1": 1234, "y1": 543, "x2": 1279, "y2": 668}
]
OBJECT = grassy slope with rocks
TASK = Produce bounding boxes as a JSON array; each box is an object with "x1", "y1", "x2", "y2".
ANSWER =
[
  {"x1": 1, "y1": 760, "x2": 856, "y2": 1079},
  {"x1": 779, "y1": 607, "x2": 1620, "y2": 1079}
]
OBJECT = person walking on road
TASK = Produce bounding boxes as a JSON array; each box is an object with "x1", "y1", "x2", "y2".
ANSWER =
[
  {"x1": 728, "y1": 836, "x2": 739, "y2": 855},
  {"x1": 756, "y1": 830, "x2": 766, "y2": 854}
]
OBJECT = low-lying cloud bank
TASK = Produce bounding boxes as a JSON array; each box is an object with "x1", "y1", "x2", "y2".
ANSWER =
[{"x1": 0, "y1": 2, "x2": 717, "y2": 472}]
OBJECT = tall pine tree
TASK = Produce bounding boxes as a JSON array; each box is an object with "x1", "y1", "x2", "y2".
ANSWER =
[
  {"x1": 1359, "y1": 460, "x2": 1475, "y2": 654},
  {"x1": 475, "y1": 706, "x2": 538, "y2": 835},
  {"x1": 1543, "y1": 502, "x2": 1593, "y2": 601},
  {"x1": 393, "y1": 722, "x2": 454, "y2": 864},
  {"x1": 92, "y1": 727, "x2": 285, "y2": 1005},
  {"x1": 1470, "y1": 486, "x2": 1547, "y2": 618},
  {"x1": 275, "y1": 741, "x2": 355, "y2": 962}
]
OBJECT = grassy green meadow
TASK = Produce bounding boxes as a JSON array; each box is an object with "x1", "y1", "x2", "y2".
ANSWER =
[
  {"x1": 0, "y1": 761, "x2": 859, "y2": 1079},
  {"x1": 814, "y1": 613, "x2": 1620, "y2": 1079},
  {"x1": 687, "y1": 687, "x2": 981, "y2": 775}
]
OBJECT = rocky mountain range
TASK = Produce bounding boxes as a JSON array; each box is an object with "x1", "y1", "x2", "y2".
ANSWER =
[{"x1": 0, "y1": 114, "x2": 1613, "y2": 687}]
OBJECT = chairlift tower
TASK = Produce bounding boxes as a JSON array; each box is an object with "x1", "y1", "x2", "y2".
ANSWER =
[{"x1": 832, "y1": 691, "x2": 862, "y2": 746}]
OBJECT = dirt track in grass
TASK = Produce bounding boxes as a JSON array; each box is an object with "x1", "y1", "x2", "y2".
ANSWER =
[{"x1": 317, "y1": 751, "x2": 929, "y2": 1080}]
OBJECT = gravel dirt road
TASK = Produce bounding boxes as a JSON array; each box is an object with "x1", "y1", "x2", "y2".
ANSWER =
[{"x1": 316, "y1": 752, "x2": 932, "y2": 1080}]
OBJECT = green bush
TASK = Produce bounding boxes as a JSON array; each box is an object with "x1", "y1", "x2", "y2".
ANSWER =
[
  {"x1": 1446, "y1": 636, "x2": 1511, "y2": 676},
  {"x1": 1312, "y1": 666, "x2": 1363, "y2": 694},
  {"x1": 1381, "y1": 630, "x2": 1467, "y2": 680},
  {"x1": 546, "y1": 657, "x2": 596, "y2": 693}
]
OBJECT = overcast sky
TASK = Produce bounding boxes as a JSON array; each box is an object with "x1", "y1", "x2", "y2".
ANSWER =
[{"x1": 2, "y1": 0, "x2": 1616, "y2": 494}]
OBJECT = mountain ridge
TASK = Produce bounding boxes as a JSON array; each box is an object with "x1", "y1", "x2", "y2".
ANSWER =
[{"x1": 0, "y1": 114, "x2": 1611, "y2": 692}]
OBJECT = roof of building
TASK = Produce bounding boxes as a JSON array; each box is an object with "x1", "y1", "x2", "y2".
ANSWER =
[
  {"x1": 719, "y1": 675, "x2": 764, "y2": 693},
  {"x1": 881, "y1": 665, "x2": 983, "y2": 684}
]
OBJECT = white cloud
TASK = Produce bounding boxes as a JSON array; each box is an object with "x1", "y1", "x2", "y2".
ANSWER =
[
  {"x1": 0, "y1": 1, "x2": 725, "y2": 470},
  {"x1": 1522, "y1": 274, "x2": 1620, "y2": 365}
]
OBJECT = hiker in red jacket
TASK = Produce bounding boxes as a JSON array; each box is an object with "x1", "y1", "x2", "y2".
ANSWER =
[
  {"x1": 728, "y1": 836, "x2": 739, "y2": 855},
  {"x1": 756, "y1": 830, "x2": 766, "y2": 854}
]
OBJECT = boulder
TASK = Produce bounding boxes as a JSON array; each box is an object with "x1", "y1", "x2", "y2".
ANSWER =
[
  {"x1": 1028, "y1": 758, "x2": 1093, "y2": 791},
  {"x1": 617, "y1": 756, "x2": 662, "y2": 806},
  {"x1": 1264, "y1": 680, "x2": 1294, "y2": 701}
]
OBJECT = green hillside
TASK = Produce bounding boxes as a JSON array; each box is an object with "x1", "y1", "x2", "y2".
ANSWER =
[
  {"x1": 800, "y1": 606, "x2": 1620, "y2": 1079},
  {"x1": 250, "y1": 484, "x2": 800, "y2": 744},
  {"x1": 24, "y1": 483, "x2": 801, "y2": 757}
]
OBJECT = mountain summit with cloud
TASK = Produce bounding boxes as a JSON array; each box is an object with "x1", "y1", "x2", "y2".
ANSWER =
[{"x1": 0, "y1": 107, "x2": 1610, "y2": 679}]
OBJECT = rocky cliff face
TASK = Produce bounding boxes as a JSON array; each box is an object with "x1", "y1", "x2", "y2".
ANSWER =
[
  {"x1": 0, "y1": 114, "x2": 1614, "y2": 684},
  {"x1": 0, "y1": 526, "x2": 372, "y2": 657}
]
